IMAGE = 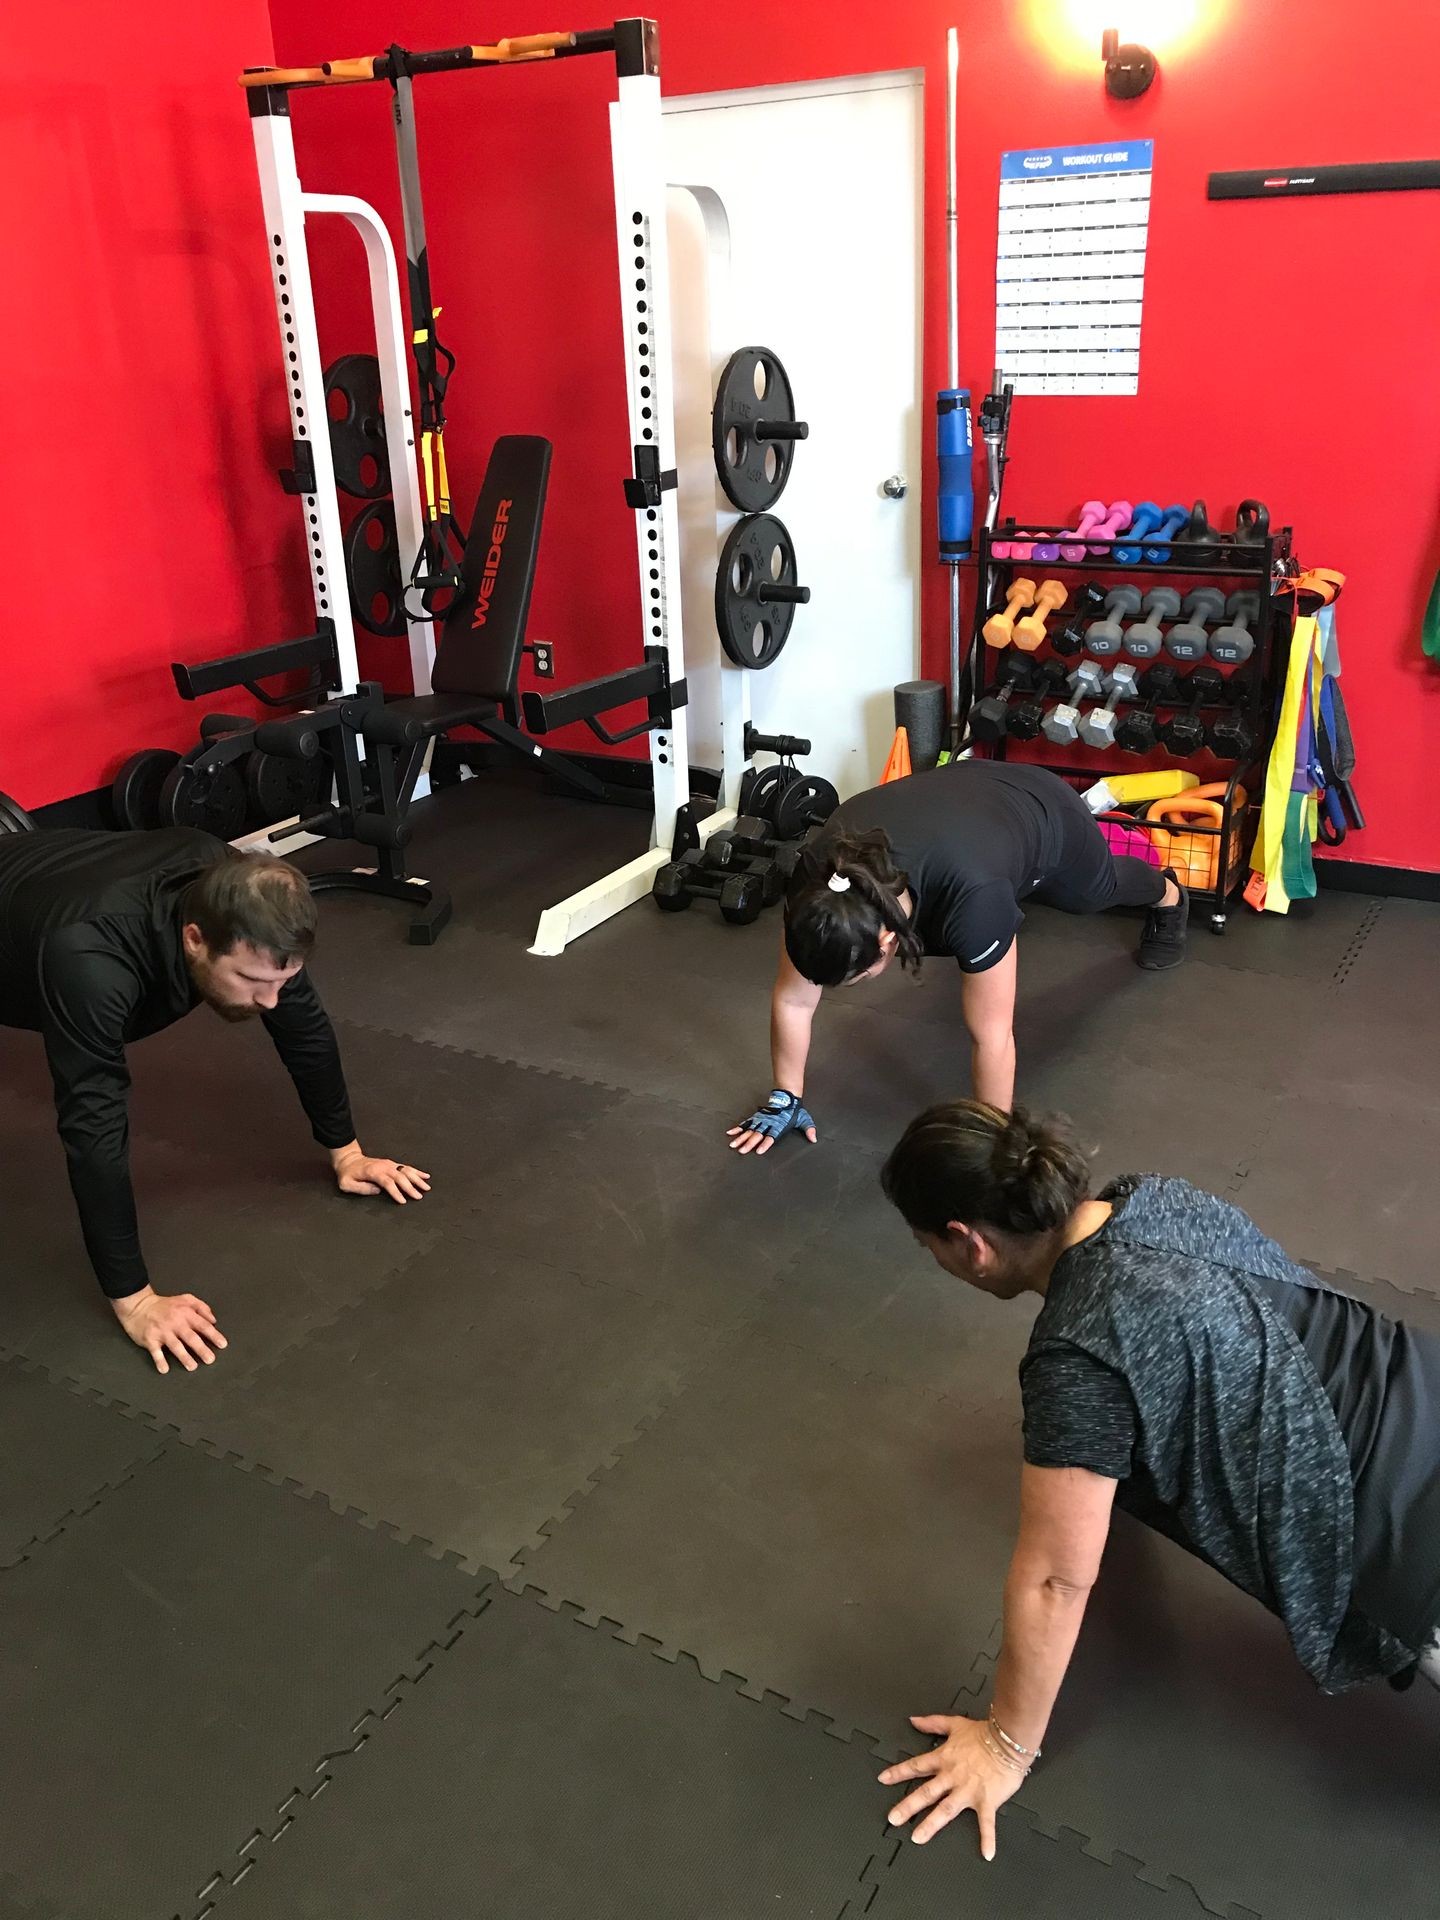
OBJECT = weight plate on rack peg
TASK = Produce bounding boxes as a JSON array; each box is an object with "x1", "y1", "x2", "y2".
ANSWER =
[
  {"x1": 245, "y1": 749, "x2": 328, "y2": 827},
  {"x1": 712, "y1": 347, "x2": 808, "y2": 512},
  {"x1": 772, "y1": 773, "x2": 839, "y2": 842},
  {"x1": 159, "y1": 762, "x2": 247, "y2": 840},
  {"x1": 715, "y1": 514, "x2": 810, "y2": 670},
  {"x1": 111, "y1": 748, "x2": 181, "y2": 831},
  {"x1": 345, "y1": 501, "x2": 408, "y2": 636},
  {"x1": 324, "y1": 354, "x2": 389, "y2": 500}
]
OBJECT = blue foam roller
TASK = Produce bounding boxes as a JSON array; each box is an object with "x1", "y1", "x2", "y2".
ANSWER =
[{"x1": 937, "y1": 388, "x2": 973, "y2": 560}]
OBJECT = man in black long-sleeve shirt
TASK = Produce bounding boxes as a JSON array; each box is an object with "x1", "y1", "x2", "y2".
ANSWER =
[{"x1": 0, "y1": 827, "x2": 429, "y2": 1374}]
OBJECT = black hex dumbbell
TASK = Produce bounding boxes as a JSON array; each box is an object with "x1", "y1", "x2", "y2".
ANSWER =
[
  {"x1": 1158, "y1": 665, "x2": 1225, "y2": 757},
  {"x1": 1049, "y1": 582, "x2": 1108, "y2": 659},
  {"x1": 1007, "y1": 659, "x2": 1070, "y2": 741},
  {"x1": 970, "y1": 654, "x2": 1037, "y2": 743},
  {"x1": 653, "y1": 848, "x2": 765, "y2": 924},
  {"x1": 1115, "y1": 663, "x2": 1182, "y2": 754},
  {"x1": 1207, "y1": 683, "x2": 1257, "y2": 762}
]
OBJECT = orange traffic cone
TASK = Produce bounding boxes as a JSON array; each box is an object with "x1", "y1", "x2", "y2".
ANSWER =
[{"x1": 880, "y1": 727, "x2": 912, "y2": 784}]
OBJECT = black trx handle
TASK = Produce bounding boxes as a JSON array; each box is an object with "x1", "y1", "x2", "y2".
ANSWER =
[{"x1": 387, "y1": 45, "x2": 467, "y2": 612}]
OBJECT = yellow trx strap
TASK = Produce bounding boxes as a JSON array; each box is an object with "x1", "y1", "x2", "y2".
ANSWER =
[
  {"x1": 420, "y1": 432, "x2": 438, "y2": 522},
  {"x1": 434, "y1": 434, "x2": 452, "y2": 518}
]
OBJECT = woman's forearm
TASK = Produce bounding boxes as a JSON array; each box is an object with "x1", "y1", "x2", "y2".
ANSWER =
[
  {"x1": 771, "y1": 995, "x2": 814, "y2": 1095},
  {"x1": 969, "y1": 1030, "x2": 1016, "y2": 1111},
  {"x1": 987, "y1": 1564, "x2": 1093, "y2": 1753}
]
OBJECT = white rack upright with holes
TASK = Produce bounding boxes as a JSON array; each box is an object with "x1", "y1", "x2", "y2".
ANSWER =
[
  {"x1": 246, "y1": 87, "x2": 435, "y2": 704},
  {"x1": 530, "y1": 23, "x2": 704, "y2": 953}
]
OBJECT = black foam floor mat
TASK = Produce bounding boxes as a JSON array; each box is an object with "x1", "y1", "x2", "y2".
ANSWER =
[
  {"x1": 1016, "y1": 1515, "x2": 1440, "y2": 1920},
  {"x1": 0, "y1": 1443, "x2": 486, "y2": 1920},
  {"x1": 519, "y1": 1331, "x2": 1023, "y2": 1752},
  {"x1": 311, "y1": 917, "x2": 778, "y2": 1115},
  {"x1": 128, "y1": 1014, "x2": 628, "y2": 1206},
  {"x1": 209, "y1": 1584, "x2": 887, "y2": 1920},
  {"x1": 862, "y1": 1806, "x2": 1223, "y2": 1917},
  {"x1": 749, "y1": 1178, "x2": 1038, "y2": 1402},
  {"x1": 0, "y1": 1355, "x2": 160, "y2": 1568},
  {"x1": 0, "y1": 1092, "x2": 440, "y2": 1418},
  {"x1": 1291, "y1": 996, "x2": 1440, "y2": 1127},
  {"x1": 181, "y1": 1236, "x2": 725, "y2": 1573},
  {"x1": 1327, "y1": 895, "x2": 1436, "y2": 997},
  {"x1": 1233, "y1": 1091, "x2": 1440, "y2": 1288},
  {"x1": 461, "y1": 1086, "x2": 888, "y2": 1325}
]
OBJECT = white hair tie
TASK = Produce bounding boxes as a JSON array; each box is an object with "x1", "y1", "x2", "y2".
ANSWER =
[{"x1": 827, "y1": 872, "x2": 851, "y2": 893}]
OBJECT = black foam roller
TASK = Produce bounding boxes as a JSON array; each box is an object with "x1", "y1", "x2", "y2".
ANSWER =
[{"x1": 893, "y1": 680, "x2": 945, "y2": 771}]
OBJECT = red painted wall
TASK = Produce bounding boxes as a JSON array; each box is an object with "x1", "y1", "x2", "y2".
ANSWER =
[
  {"x1": 0, "y1": 0, "x2": 313, "y2": 811},
  {"x1": 12, "y1": 0, "x2": 1436, "y2": 873},
  {"x1": 268, "y1": 0, "x2": 1440, "y2": 873}
]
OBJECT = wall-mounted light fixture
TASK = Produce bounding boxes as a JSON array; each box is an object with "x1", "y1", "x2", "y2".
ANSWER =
[{"x1": 1102, "y1": 27, "x2": 1157, "y2": 97}]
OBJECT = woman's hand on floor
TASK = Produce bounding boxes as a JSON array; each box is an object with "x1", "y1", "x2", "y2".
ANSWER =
[
  {"x1": 726, "y1": 1089, "x2": 817, "y2": 1156},
  {"x1": 878, "y1": 1713, "x2": 1027, "y2": 1858}
]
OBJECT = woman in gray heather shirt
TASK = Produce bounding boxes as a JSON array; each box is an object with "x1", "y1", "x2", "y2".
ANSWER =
[{"x1": 874, "y1": 1100, "x2": 1439, "y2": 1861}]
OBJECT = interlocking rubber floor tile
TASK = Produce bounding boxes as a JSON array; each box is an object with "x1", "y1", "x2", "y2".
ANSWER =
[
  {"x1": 1019, "y1": 1515, "x2": 1440, "y2": 1920},
  {"x1": 520, "y1": 1331, "x2": 1022, "y2": 1754},
  {"x1": 463, "y1": 1087, "x2": 886, "y2": 1324},
  {"x1": 1232, "y1": 1093, "x2": 1440, "y2": 1291},
  {"x1": 749, "y1": 1178, "x2": 1038, "y2": 1401},
  {"x1": 0, "y1": 1444, "x2": 486, "y2": 1920},
  {"x1": 208, "y1": 1584, "x2": 889, "y2": 1920},
  {"x1": 180, "y1": 1235, "x2": 725, "y2": 1574},
  {"x1": 0, "y1": 1092, "x2": 440, "y2": 1421},
  {"x1": 0, "y1": 1354, "x2": 161, "y2": 1567},
  {"x1": 128, "y1": 1014, "x2": 628, "y2": 1204},
  {"x1": 859, "y1": 1806, "x2": 1243, "y2": 1918}
]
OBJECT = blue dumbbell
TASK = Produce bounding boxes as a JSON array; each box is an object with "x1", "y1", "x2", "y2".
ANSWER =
[
  {"x1": 1143, "y1": 504, "x2": 1189, "y2": 564},
  {"x1": 1113, "y1": 501, "x2": 1165, "y2": 565}
]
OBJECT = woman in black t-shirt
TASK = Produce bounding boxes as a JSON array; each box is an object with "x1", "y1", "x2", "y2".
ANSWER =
[
  {"x1": 728, "y1": 761, "x2": 1185, "y2": 1155},
  {"x1": 871, "y1": 1099, "x2": 1438, "y2": 1863}
]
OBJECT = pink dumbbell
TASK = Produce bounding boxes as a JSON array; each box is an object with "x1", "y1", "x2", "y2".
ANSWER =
[
  {"x1": 994, "y1": 530, "x2": 1039, "y2": 560},
  {"x1": 1059, "y1": 499, "x2": 1109, "y2": 563},
  {"x1": 1087, "y1": 499, "x2": 1134, "y2": 555}
]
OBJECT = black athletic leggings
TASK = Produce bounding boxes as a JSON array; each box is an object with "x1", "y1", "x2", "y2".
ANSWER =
[{"x1": 1026, "y1": 782, "x2": 1168, "y2": 914}]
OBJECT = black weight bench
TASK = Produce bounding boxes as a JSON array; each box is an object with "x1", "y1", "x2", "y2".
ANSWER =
[{"x1": 255, "y1": 432, "x2": 686, "y2": 942}]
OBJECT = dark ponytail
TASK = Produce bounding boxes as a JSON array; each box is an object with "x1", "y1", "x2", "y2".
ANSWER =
[
  {"x1": 881, "y1": 1101, "x2": 1090, "y2": 1237},
  {"x1": 784, "y1": 828, "x2": 924, "y2": 986}
]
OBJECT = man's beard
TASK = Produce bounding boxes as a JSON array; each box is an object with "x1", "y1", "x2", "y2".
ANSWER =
[
  {"x1": 191, "y1": 969, "x2": 261, "y2": 1024},
  {"x1": 202, "y1": 992, "x2": 260, "y2": 1024}
]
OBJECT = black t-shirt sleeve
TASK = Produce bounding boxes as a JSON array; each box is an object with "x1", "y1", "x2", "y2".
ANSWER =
[
  {"x1": 37, "y1": 927, "x2": 148, "y2": 1300},
  {"x1": 1020, "y1": 1343, "x2": 1138, "y2": 1479},
  {"x1": 940, "y1": 880, "x2": 1023, "y2": 973},
  {"x1": 261, "y1": 969, "x2": 356, "y2": 1150}
]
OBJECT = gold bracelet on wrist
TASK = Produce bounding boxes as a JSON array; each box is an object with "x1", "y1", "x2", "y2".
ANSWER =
[
  {"x1": 979, "y1": 1728, "x2": 1030, "y2": 1775},
  {"x1": 988, "y1": 1709, "x2": 1041, "y2": 1761}
]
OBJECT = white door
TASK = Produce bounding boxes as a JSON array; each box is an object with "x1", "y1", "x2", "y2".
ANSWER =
[{"x1": 663, "y1": 74, "x2": 924, "y2": 800}]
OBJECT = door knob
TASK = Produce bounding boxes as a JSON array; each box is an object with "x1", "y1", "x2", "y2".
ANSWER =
[{"x1": 881, "y1": 474, "x2": 907, "y2": 499}]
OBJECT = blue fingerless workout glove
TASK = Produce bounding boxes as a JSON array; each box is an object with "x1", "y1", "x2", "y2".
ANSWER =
[{"x1": 741, "y1": 1088, "x2": 816, "y2": 1142}]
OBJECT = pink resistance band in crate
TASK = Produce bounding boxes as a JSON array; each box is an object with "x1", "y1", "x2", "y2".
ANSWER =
[{"x1": 1099, "y1": 819, "x2": 1164, "y2": 866}]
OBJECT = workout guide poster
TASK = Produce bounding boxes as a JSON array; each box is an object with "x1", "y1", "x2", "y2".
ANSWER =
[{"x1": 995, "y1": 140, "x2": 1153, "y2": 395}]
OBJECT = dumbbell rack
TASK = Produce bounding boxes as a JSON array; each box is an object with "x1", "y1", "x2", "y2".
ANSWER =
[{"x1": 969, "y1": 520, "x2": 1294, "y2": 932}]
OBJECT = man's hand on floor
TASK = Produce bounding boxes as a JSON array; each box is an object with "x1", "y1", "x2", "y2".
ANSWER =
[
  {"x1": 331, "y1": 1142, "x2": 431, "y2": 1204},
  {"x1": 111, "y1": 1286, "x2": 227, "y2": 1375}
]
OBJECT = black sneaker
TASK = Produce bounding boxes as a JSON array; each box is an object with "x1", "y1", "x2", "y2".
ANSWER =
[{"x1": 1137, "y1": 870, "x2": 1189, "y2": 970}]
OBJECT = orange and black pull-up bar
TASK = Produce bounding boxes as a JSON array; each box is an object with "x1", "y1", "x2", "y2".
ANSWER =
[{"x1": 239, "y1": 29, "x2": 619, "y2": 90}]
